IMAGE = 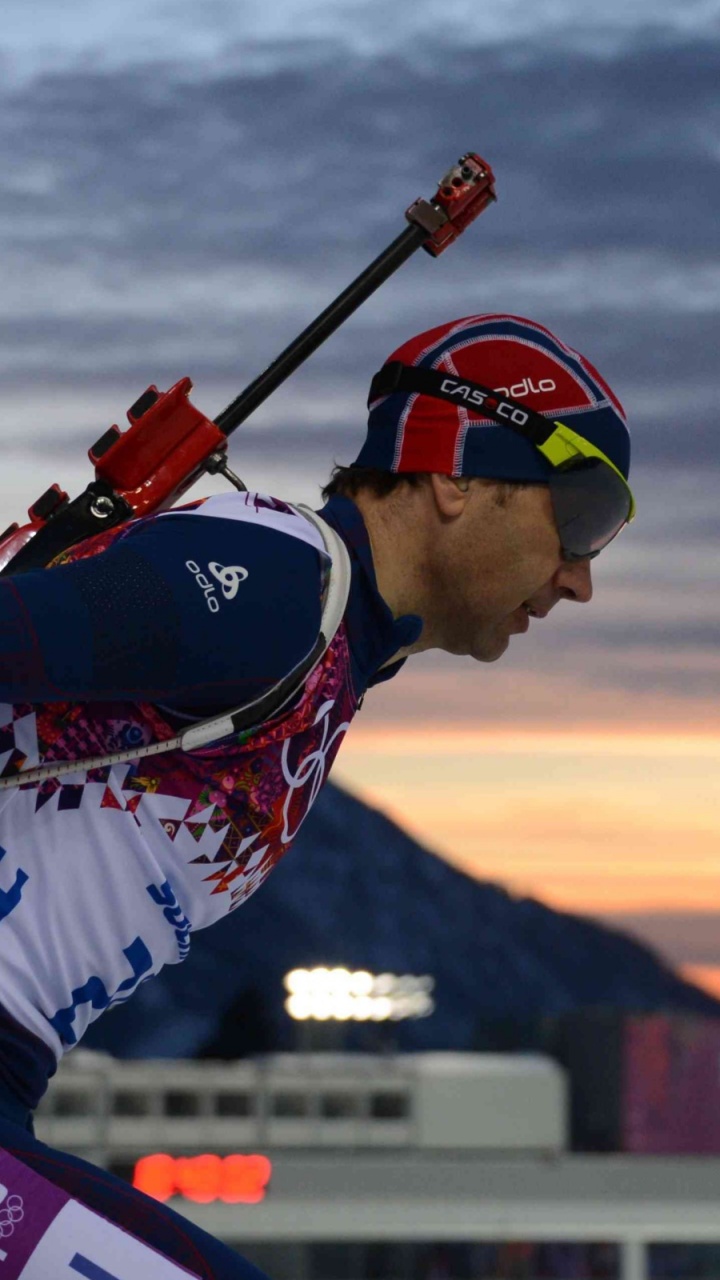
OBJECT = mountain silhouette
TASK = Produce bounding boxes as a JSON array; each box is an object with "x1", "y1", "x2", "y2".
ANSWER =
[{"x1": 85, "y1": 782, "x2": 719, "y2": 1060}]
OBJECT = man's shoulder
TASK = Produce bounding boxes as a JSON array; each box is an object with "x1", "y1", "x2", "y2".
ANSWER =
[{"x1": 156, "y1": 491, "x2": 328, "y2": 557}]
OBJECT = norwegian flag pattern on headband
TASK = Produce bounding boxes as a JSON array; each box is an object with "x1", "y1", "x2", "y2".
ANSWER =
[{"x1": 355, "y1": 314, "x2": 630, "y2": 483}]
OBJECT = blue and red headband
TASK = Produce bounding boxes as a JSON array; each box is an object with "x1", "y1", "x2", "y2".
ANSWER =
[{"x1": 354, "y1": 314, "x2": 630, "y2": 484}]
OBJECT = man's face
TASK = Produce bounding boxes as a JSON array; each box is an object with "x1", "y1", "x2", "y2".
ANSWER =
[{"x1": 428, "y1": 479, "x2": 594, "y2": 662}]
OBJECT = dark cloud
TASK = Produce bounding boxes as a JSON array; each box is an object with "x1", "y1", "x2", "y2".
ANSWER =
[
  {"x1": 511, "y1": 626, "x2": 720, "y2": 699},
  {"x1": 0, "y1": 26, "x2": 718, "y2": 474},
  {"x1": 608, "y1": 625, "x2": 720, "y2": 654},
  {"x1": 2, "y1": 35, "x2": 712, "y2": 257},
  {"x1": 3, "y1": 31, "x2": 718, "y2": 259}
]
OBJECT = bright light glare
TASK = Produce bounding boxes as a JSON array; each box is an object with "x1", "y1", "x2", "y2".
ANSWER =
[
  {"x1": 371, "y1": 997, "x2": 393, "y2": 1021},
  {"x1": 285, "y1": 969, "x2": 309, "y2": 995},
  {"x1": 283, "y1": 968, "x2": 435, "y2": 1021},
  {"x1": 349, "y1": 970, "x2": 373, "y2": 996}
]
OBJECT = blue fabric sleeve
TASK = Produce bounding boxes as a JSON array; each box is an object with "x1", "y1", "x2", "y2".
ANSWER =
[{"x1": 0, "y1": 513, "x2": 325, "y2": 716}]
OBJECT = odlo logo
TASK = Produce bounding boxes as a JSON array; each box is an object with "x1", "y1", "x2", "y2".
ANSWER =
[
  {"x1": 186, "y1": 560, "x2": 249, "y2": 613},
  {"x1": 494, "y1": 377, "x2": 557, "y2": 398}
]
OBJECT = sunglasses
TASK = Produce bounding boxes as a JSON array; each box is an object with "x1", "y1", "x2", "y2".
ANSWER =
[{"x1": 368, "y1": 363, "x2": 635, "y2": 561}]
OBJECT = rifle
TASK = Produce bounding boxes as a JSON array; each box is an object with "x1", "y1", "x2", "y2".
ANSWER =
[{"x1": 0, "y1": 153, "x2": 496, "y2": 576}]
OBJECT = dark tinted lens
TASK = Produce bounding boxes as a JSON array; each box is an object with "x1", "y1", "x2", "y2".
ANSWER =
[{"x1": 549, "y1": 458, "x2": 631, "y2": 559}]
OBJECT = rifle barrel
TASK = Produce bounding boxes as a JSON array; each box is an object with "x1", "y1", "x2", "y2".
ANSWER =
[{"x1": 214, "y1": 222, "x2": 426, "y2": 436}]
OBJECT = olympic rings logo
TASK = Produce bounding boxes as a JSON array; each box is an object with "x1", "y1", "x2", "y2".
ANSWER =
[{"x1": 0, "y1": 1194, "x2": 24, "y2": 1238}]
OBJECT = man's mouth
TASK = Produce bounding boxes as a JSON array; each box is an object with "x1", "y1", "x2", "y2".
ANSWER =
[
  {"x1": 509, "y1": 603, "x2": 548, "y2": 635},
  {"x1": 509, "y1": 606, "x2": 529, "y2": 634}
]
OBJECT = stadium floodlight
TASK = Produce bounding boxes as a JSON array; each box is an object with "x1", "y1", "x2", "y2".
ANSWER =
[{"x1": 283, "y1": 968, "x2": 435, "y2": 1022}]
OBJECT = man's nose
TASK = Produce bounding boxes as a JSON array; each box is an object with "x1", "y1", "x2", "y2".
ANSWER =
[{"x1": 555, "y1": 558, "x2": 593, "y2": 603}]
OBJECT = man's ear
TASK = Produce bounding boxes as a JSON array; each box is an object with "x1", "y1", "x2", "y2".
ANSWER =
[{"x1": 430, "y1": 473, "x2": 472, "y2": 518}]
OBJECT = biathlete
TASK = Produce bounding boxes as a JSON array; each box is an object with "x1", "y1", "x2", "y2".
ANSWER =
[{"x1": 0, "y1": 315, "x2": 633, "y2": 1278}]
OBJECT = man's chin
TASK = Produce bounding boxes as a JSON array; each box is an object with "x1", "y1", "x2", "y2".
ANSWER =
[{"x1": 471, "y1": 635, "x2": 510, "y2": 664}]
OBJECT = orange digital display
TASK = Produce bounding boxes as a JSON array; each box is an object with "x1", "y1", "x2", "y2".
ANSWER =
[{"x1": 133, "y1": 1153, "x2": 272, "y2": 1204}]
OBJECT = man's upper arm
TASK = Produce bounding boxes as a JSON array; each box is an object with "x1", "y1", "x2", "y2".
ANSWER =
[{"x1": 0, "y1": 509, "x2": 326, "y2": 714}]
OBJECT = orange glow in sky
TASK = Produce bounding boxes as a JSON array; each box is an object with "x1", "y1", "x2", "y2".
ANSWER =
[
  {"x1": 680, "y1": 965, "x2": 720, "y2": 1002},
  {"x1": 335, "y1": 724, "x2": 720, "y2": 915}
]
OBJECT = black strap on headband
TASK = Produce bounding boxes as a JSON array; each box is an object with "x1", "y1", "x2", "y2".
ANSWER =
[{"x1": 368, "y1": 361, "x2": 556, "y2": 447}]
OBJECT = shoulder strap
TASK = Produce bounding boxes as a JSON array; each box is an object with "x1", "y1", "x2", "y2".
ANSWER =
[
  {"x1": 179, "y1": 504, "x2": 350, "y2": 749},
  {"x1": 0, "y1": 506, "x2": 351, "y2": 790}
]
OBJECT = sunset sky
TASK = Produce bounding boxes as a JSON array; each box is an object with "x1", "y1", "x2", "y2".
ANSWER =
[{"x1": 1, "y1": 0, "x2": 718, "y2": 995}]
